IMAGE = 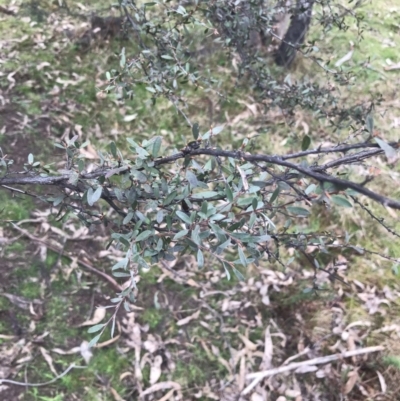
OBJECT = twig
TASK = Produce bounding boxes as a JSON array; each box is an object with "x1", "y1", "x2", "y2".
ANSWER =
[
  {"x1": 2, "y1": 143, "x2": 400, "y2": 209},
  {"x1": 242, "y1": 345, "x2": 384, "y2": 395},
  {"x1": 351, "y1": 196, "x2": 400, "y2": 239},
  {"x1": 186, "y1": 148, "x2": 400, "y2": 209},
  {"x1": 317, "y1": 148, "x2": 383, "y2": 171},
  {"x1": 0, "y1": 363, "x2": 86, "y2": 387}
]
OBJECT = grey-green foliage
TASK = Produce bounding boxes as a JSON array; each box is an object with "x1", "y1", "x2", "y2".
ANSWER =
[
  {"x1": 108, "y1": 0, "x2": 365, "y2": 125},
  {"x1": 1, "y1": 1, "x2": 396, "y2": 347}
]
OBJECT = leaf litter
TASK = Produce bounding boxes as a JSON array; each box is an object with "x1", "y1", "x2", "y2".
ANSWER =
[
  {"x1": 1, "y1": 145, "x2": 399, "y2": 400},
  {"x1": 10, "y1": 237, "x2": 386, "y2": 400}
]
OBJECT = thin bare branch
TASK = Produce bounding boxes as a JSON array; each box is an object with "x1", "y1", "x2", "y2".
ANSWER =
[
  {"x1": 2, "y1": 144, "x2": 400, "y2": 209},
  {"x1": 0, "y1": 364, "x2": 86, "y2": 387},
  {"x1": 243, "y1": 345, "x2": 384, "y2": 395}
]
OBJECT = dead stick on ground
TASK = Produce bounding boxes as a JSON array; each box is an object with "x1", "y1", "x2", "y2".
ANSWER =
[
  {"x1": 10, "y1": 223, "x2": 122, "y2": 292},
  {"x1": 0, "y1": 363, "x2": 86, "y2": 387},
  {"x1": 242, "y1": 345, "x2": 385, "y2": 395}
]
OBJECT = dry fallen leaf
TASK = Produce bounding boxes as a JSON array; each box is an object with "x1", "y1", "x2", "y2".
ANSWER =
[
  {"x1": 238, "y1": 333, "x2": 257, "y2": 352},
  {"x1": 140, "y1": 381, "x2": 181, "y2": 398},
  {"x1": 343, "y1": 369, "x2": 359, "y2": 395},
  {"x1": 238, "y1": 356, "x2": 246, "y2": 391},
  {"x1": 376, "y1": 370, "x2": 387, "y2": 394},
  {"x1": 40, "y1": 347, "x2": 58, "y2": 376},
  {"x1": 335, "y1": 42, "x2": 354, "y2": 67},
  {"x1": 250, "y1": 393, "x2": 264, "y2": 401},
  {"x1": 176, "y1": 309, "x2": 200, "y2": 326},
  {"x1": 79, "y1": 341, "x2": 93, "y2": 364},
  {"x1": 186, "y1": 278, "x2": 200, "y2": 288},
  {"x1": 285, "y1": 389, "x2": 301, "y2": 398},
  {"x1": 261, "y1": 325, "x2": 273, "y2": 370},
  {"x1": 130, "y1": 323, "x2": 143, "y2": 382},
  {"x1": 79, "y1": 307, "x2": 106, "y2": 327},
  {"x1": 143, "y1": 334, "x2": 160, "y2": 354},
  {"x1": 150, "y1": 355, "x2": 163, "y2": 385},
  {"x1": 110, "y1": 386, "x2": 125, "y2": 401},
  {"x1": 384, "y1": 62, "x2": 400, "y2": 71}
]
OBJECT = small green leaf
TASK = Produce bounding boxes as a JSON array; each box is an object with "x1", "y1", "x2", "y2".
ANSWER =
[
  {"x1": 237, "y1": 197, "x2": 254, "y2": 207},
  {"x1": 156, "y1": 210, "x2": 164, "y2": 224},
  {"x1": 232, "y1": 267, "x2": 245, "y2": 281},
  {"x1": 301, "y1": 135, "x2": 311, "y2": 151},
  {"x1": 152, "y1": 136, "x2": 162, "y2": 157},
  {"x1": 238, "y1": 247, "x2": 247, "y2": 267},
  {"x1": 286, "y1": 206, "x2": 310, "y2": 217},
  {"x1": 331, "y1": 195, "x2": 353, "y2": 208},
  {"x1": 123, "y1": 301, "x2": 131, "y2": 312},
  {"x1": 225, "y1": 183, "x2": 233, "y2": 202},
  {"x1": 200, "y1": 200, "x2": 208, "y2": 216},
  {"x1": 202, "y1": 124, "x2": 225, "y2": 140},
  {"x1": 375, "y1": 137, "x2": 397, "y2": 162},
  {"x1": 78, "y1": 159, "x2": 85, "y2": 173},
  {"x1": 186, "y1": 170, "x2": 199, "y2": 187},
  {"x1": 191, "y1": 225, "x2": 201, "y2": 245},
  {"x1": 197, "y1": 249, "x2": 204, "y2": 268},
  {"x1": 252, "y1": 234, "x2": 271, "y2": 242},
  {"x1": 88, "y1": 186, "x2": 102, "y2": 206},
  {"x1": 88, "y1": 324, "x2": 106, "y2": 333},
  {"x1": 127, "y1": 138, "x2": 140, "y2": 148},
  {"x1": 109, "y1": 141, "x2": 117, "y2": 158},
  {"x1": 173, "y1": 229, "x2": 189, "y2": 240},
  {"x1": 112, "y1": 258, "x2": 129, "y2": 270},
  {"x1": 163, "y1": 190, "x2": 177, "y2": 206},
  {"x1": 176, "y1": 5, "x2": 187, "y2": 15},
  {"x1": 136, "y1": 146, "x2": 150, "y2": 159},
  {"x1": 270, "y1": 188, "x2": 280, "y2": 204},
  {"x1": 88, "y1": 333, "x2": 102, "y2": 348},
  {"x1": 222, "y1": 262, "x2": 231, "y2": 280},
  {"x1": 123, "y1": 211, "x2": 134, "y2": 225},
  {"x1": 305, "y1": 184, "x2": 316, "y2": 195},
  {"x1": 176, "y1": 210, "x2": 192, "y2": 225},
  {"x1": 53, "y1": 195, "x2": 65, "y2": 207},
  {"x1": 131, "y1": 169, "x2": 148, "y2": 183},
  {"x1": 218, "y1": 239, "x2": 231, "y2": 250},
  {"x1": 209, "y1": 223, "x2": 227, "y2": 243},
  {"x1": 136, "y1": 230, "x2": 153, "y2": 242},
  {"x1": 192, "y1": 122, "x2": 200, "y2": 140},
  {"x1": 191, "y1": 191, "x2": 219, "y2": 199},
  {"x1": 209, "y1": 213, "x2": 225, "y2": 221},
  {"x1": 366, "y1": 113, "x2": 374, "y2": 134},
  {"x1": 112, "y1": 272, "x2": 131, "y2": 277},
  {"x1": 343, "y1": 189, "x2": 359, "y2": 198},
  {"x1": 392, "y1": 263, "x2": 399, "y2": 276}
]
